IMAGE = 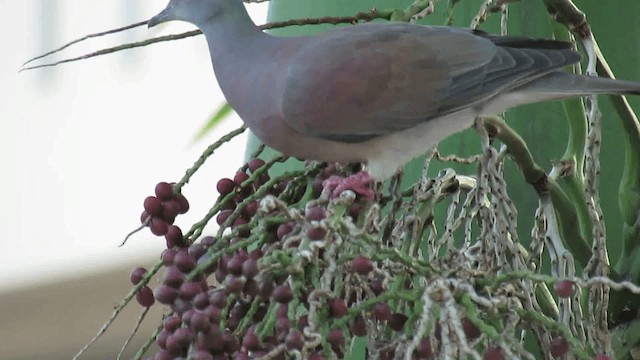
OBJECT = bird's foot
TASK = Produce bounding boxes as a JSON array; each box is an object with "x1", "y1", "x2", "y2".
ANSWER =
[{"x1": 322, "y1": 172, "x2": 375, "y2": 200}]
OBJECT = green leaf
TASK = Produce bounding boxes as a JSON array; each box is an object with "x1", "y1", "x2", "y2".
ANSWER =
[{"x1": 193, "y1": 102, "x2": 233, "y2": 142}]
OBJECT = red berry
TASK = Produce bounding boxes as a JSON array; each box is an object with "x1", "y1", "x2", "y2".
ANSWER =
[
  {"x1": 216, "y1": 178, "x2": 236, "y2": 196},
  {"x1": 285, "y1": 331, "x2": 304, "y2": 350},
  {"x1": 174, "y1": 193, "x2": 190, "y2": 214},
  {"x1": 154, "y1": 285, "x2": 178, "y2": 305},
  {"x1": 242, "y1": 330, "x2": 260, "y2": 351},
  {"x1": 370, "y1": 279, "x2": 384, "y2": 295},
  {"x1": 462, "y1": 318, "x2": 481, "y2": 340},
  {"x1": 225, "y1": 275, "x2": 245, "y2": 294},
  {"x1": 371, "y1": 302, "x2": 392, "y2": 321},
  {"x1": 483, "y1": 345, "x2": 504, "y2": 360},
  {"x1": 162, "y1": 200, "x2": 181, "y2": 222},
  {"x1": 144, "y1": 196, "x2": 163, "y2": 217},
  {"x1": 234, "y1": 171, "x2": 250, "y2": 185},
  {"x1": 277, "y1": 223, "x2": 294, "y2": 240},
  {"x1": 242, "y1": 258, "x2": 259, "y2": 278},
  {"x1": 243, "y1": 200, "x2": 259, "y2": 217},
  {"x1": 389, "y1": 313, "x2": 408, "y2": 331},
  {"x1": 326, "y1": 328, "x2": 345, "y2": 350},
  {"x1": 136, "y1": 286, "x2": 155, "y2": 307},
  {"x1": 226, "y1": 256, "x2": 244, "y2": 276},
  {"x1": 272, "y1": 285, "x2": 294, "y2": 303},
  {"x1": 174, "y1": 251, "x2": 196, "y2": 272},
  {"x1": 189, "y1": 312, "x2": 211, "y2": 333},
  {"x1": 155, "y1": 182, "x2": 174, "y2": 201},
  {"x1": 130, "y1": 267, "x2": 147, "y2": 285},
  {"x1": 329, "y1": 298, "x2": 348, "y2": 318},
  {"x1": 417, "y1": 338, "x2": 433, "y2": 359},
  {"x1": 351, "y1": 255, "x2": 374, "y2": 275},
  {"x1": 349, "y1": 316, "x2": 367, "y2": 337},
  {"x1": 163, "y1": 315, "x2": 181, "y2": 332},
  {"x1": 179, "y1": 281, "x2": 203, "y2": 301},
  {"x1": 173, "y1": 327, "x2": 194, "y2": 348},
  {"x1": 209, "y1": 291, "x2": 227, "y2": 308},
  {"x1": 307, "y1": 226, "x2": 326, "y2": 240},
  {"x1": 161, "y1": 249, "x2": 177, "y2": 265},
  {"x1": 140, "y1": 210, "x2": 150, "y2": 224},
  {"x1": 248, "y1": 158, "x2": 266, "y2": 173},
  {"x1": 165, "y1": 225, "x2": 184, "y2": 248},
  {"x1": 163, "y1": 266, "x2": 185, "y2": 288},
  {"x1": 554, "y1": 280, "x2": 575, "y2": 298},
  {"x1": 150, "y1": 217, "x2": 169, "y2": 236},
  {"x1": 216, "y1": 209, "x2": 233, "y2": 226},
  {"x1": 550, "y1": 336, "x2": 569, "y2": 357},
  {"x1": 305, "y1": 206, "x2": 326, "y2": 221}
]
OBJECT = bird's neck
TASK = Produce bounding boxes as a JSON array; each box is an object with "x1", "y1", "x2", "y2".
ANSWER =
[
  {"x1": 199, "y1": 3, "x2": 283, "y2": 125},
  {"x1": 199, "y1": 2, "x2": 269, "y2": 60}
]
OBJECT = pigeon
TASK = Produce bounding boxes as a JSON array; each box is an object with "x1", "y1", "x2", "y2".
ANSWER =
[{"x1": 148, "y1": 0, "x2": 640, "y2": 196}]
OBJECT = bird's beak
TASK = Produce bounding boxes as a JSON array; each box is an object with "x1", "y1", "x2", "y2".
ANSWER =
[{"x1": 148, "y1": 7, "x2": 172, "y2": 28}]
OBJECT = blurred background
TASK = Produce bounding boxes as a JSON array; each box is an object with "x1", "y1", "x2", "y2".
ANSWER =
[{"x1": 1, "y1": 1, "x2": 267, "y2": 358}]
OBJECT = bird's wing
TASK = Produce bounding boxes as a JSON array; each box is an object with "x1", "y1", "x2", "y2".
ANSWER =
[{"x1": 280, "y1": 24, "x2": 580, "y2": 143}]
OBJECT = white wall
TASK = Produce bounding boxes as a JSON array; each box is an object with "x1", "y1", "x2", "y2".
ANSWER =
[{"x1": 0, "y1": 0, "x2": 268, "y2": 291}]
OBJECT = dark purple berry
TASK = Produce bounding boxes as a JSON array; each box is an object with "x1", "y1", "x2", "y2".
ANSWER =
[
  {"x1": 242, "y1": 330, "x2": 260, "y2": 351},
  {"x1": 225, "y1": 275, "x2": 245, "y2": 294},
  {"x1": 483, "y1": 345, "x2": 504, "y2": 360},
  {"x1": 156, "y1": 329, "x2": 170, "y2": 349},
  {"x1": 350, "y1": 316, "x2": 367, "y2": 337},
  {"x1": 306, "y1": 226, "x2": 326, "y2": 240},
  {"x1": 216, "y1": 178, "x2": 236, "y2": 196},
  {"x1": 285, "y1": 331, "x2": 304, "y2": 350},
  {"x1": 242, "y1": 258, "x2": 259, "y2": 278},
  {"x1": 164, "y1": 315, "x2": 182, "y2": 332},
  {"x1": 144, "y1": 196, "x2": 163, "y2": 217},
  {"x1": 155, "y1": 182, "x2": 174, "y2": 201},
  {"x1": 272, "y1": 285, "x2": 294, "y2": 303},
  {"x1": 136, "y1": 286, "x2": 155, "y2": 307},
  {"x1": 188, "y1": 243, "x2": 206, "y2": 259},
  {"x1": 162, "y1": 200, "x2": 181, "y2": 222},
  {"x1": 329, "y1": 298, "x2": 348, "y2": 318},
  {"x1": 550, "y1": 336, "x2": 569, "y2": 357},
  {"x1": 389, "y1": 313, "x2": 408, "y2": 331},
  {"x1": 248, "y1": 158, "x2": 266, "y2": 173},
  {"x1": 193, "y1": 292, "x2": 209, "y2": 310},
  {"x1": 161, "y1": 249, "x2": 177, "y2": 266},
  {"x1": 130, "y1": 267, "x2": 147, "y2": 285},
  {"x1": 371, "y1": 302, "x2": 392, "y2": 321},
  {"x1": 462, "y1": 318, "x2": 481, "y2": 340},
  {"x1": 216, "y1": 209, "x2": 233, "y2": 226},
  {"x1": 277, "y1": 223, "x2": 294, "y2": 240},
  {"x1": 326, "y1": 328, "x2": 345, "y2": 351},
  {"x1": 165, "y1": 225, "x2": 184, "y2": 248},
  {"x1": 179, "y1": 281, "x2": 203, "y2": 301},
  {"x1": 150, "y1": 218, "x2": 169, "y2": 236},
  {"x1": 173, "y1": 326, "x2": 194, "y2": 348},
  {"x1": 209, "y1": 291, "x2": 227, "y2": 308},
  {"x1": 174, "y1": 193, "x2": 189, "y2": 214},
  {"x1": 351, "y1": 256, "x2": 374, "y2": 275},
  {"x1": 154, "y1": 285, "x2": 178, "y2": 305},
  {"x1": 226, "y1": 256, "x2": 244, "y2": 276},
  {"x1": 554, "y1": 280, "x2": 575, "y2": 298},
  {"x1": 174, "y1": 251, "x2": 196, "y2": 272},
  {"x1": 190, "y1": 311, "x2": 211, "y2": 333},
  {"x1": 306, "y1": 206, "x2": 326, "y2": 221},
  {"x1": 163, "y1": 266, "x2": 185, "y2": 288},
  {"x1": 233, "y1": 172, "x2": 250, "y2": 186}
]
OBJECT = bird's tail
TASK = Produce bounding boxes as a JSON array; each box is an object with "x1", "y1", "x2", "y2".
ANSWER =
[{"x1": 519, "y1": 71, "x2": 640, "y2": 98}]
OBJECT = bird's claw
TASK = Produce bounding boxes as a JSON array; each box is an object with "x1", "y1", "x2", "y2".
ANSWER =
[{"x1": 322, "y1": 172, "x2": 375, "y2": 200}]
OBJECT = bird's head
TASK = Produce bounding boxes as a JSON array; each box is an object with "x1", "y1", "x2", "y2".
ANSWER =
[{"x1": 148, "y1": 0, "x2": 232, "y2": 28}]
